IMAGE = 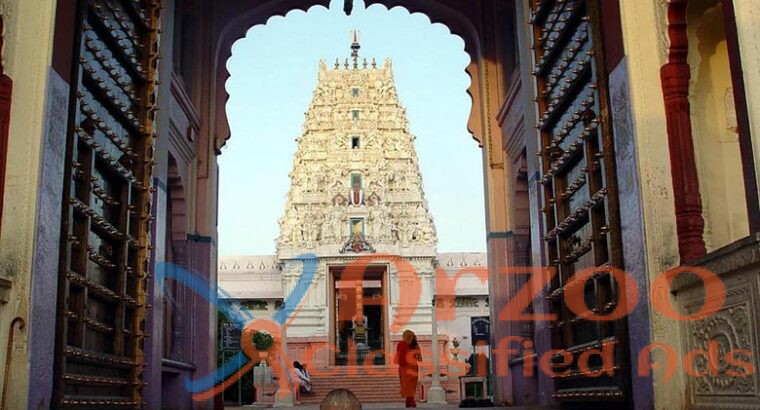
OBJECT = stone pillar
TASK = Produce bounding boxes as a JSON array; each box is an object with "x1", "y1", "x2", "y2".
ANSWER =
[
  {"x1": 428, "y1": 295, "x2": 446, "y2": 404},
  {"x1": 273, "y1": 356, "x2": 295, "y2": 408},
  {"x1": 661, "y1": 0, "x2": 707, "y2": 262}
]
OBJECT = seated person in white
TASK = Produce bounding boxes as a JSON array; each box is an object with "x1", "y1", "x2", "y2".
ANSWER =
[{"x1": 293, "y1": 361, "x2": 312, "y2": 395}]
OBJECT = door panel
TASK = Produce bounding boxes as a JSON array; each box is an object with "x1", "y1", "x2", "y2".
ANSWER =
[
  {"x1": 54, "y1": 1, "x2": 160, "y2": 408},
  {"x1": 529, "y1": 0, "x2": 631, "y2": 405}
]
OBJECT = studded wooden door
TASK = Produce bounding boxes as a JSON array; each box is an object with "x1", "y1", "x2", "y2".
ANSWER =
[
  {"x1": 529, "y1": 0, "x2": 631, "y2": 405},
  {"x1": 53, "y1": 1, "x2": 160, "y2": 408}
]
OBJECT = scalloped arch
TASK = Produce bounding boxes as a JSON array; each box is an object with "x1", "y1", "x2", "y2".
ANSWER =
[
  {"x1": 364, "y1": 0, "x2": 484, "y2": 146},
  {"x1": 212, "y1": 0, "x2": 485, "y2": 152}
]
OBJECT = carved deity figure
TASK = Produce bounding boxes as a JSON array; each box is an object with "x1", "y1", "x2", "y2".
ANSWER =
[
  {"x1": 330, "y1": 205, "x2": 343, "y2": 239},
  {"x1": 311, "y1": 213, "x2": 323, "y2": 243},
  {"x1": 411, "y1": 224, "x2": 423, "y2": 242},
  {"x1": 400, "y1": 221, "x2": 413, "y2": 246},
  {"x1": 422, "y1": 225, "x2": 435, "y2": 243},
  {"x1": 321, "y1": 212, "x2": 333, "y2": 241}
]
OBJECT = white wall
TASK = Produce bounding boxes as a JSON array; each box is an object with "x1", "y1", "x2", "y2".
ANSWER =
[{"x1": 438, "y1": 297, "x2": 490, "y2": 361}]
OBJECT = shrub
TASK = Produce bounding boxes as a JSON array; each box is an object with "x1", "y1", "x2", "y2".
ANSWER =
[{"x1": 252, "y1": 331, "x2": 274, "y2": 351}]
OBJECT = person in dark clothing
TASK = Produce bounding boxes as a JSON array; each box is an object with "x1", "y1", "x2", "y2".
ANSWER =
[{"x1": 466, "y1": 351, "x2": 489, "y2": 377}]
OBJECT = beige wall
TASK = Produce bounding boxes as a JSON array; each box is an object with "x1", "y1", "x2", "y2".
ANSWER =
[
  {"x1": 0, "y1": 0, "x2": 57, "y2": 407},
  {"x1": 688, "y1": 0, "x2": 749, "y2": 251},
  {"x1": 733, "y1": 0, "x2": 760, "y2": 197}
]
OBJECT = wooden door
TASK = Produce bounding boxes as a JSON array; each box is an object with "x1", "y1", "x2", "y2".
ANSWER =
[
  {"x1": 53, "y1": 1, "x2": 160, "y2": 408},
  {"x1": 529, "y1": 0, "x2": 631, "y2": 406}
]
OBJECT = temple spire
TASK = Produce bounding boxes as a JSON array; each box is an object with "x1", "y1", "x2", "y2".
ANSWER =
[{"x1": 350, "y1": 30, "x2": 361, "y2": 69}]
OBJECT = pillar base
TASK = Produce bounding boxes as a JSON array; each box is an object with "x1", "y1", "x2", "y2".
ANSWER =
[
  {"x1": 427, "y1": 385, "x2": 447, "y2": 404},
  {"x1": 273, "y1": 390, "x2": 294, "y2": 407}
]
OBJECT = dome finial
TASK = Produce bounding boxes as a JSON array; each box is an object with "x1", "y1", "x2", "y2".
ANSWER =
[{"x1": 350, "y1": 30, "x2": 361, "y2": 69}]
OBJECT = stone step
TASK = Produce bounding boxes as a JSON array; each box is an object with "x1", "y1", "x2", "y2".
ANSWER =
[
  {"x1": 295, "y1": 365, "x2": 457, "y2": 405},
  {"x1": 298, "y1": 370, "x2": 405, "y2": 404}
]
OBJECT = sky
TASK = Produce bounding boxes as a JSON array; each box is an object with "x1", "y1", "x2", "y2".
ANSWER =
[{"x1": 218, "y1": 0, "x2": 486, "y2": 255}]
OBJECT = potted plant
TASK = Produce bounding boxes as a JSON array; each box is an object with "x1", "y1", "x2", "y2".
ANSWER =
[
  {"x1": 447, "y1": 337, "x2": 467, "y2": 380},
  {"x1": 253, "y1": 331, "x2": 274, "y2": 361},
  {"x1": 451, "y1": 337, "x2": 461, "y2": 360}
]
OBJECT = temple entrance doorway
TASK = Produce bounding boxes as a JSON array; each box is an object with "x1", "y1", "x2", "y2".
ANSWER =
[{"x1": 330, "y1": 265, "x2": 389, "y2": 366}]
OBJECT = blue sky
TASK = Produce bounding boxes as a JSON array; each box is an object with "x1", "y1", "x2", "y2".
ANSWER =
[{"x1": 218, "y1": 0, "x2": 485, "y2": 255}]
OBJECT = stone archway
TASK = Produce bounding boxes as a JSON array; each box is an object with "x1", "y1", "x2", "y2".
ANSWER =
[
  {"x1": 203, "y1": 2, "x2": 497, "y2": 406},
  {"x1": 27, "y1": 1, "x2": 514, "y2": 409}
]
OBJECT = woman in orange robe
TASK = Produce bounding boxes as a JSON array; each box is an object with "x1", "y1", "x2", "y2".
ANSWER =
[{"x1": 395, "y1": 329, "x2": 422, "y2": 408}]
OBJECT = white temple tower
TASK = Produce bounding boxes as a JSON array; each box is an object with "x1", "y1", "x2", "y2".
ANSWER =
[{"x1": 276, "y1": 36, "x2": 438, "y2": 366}]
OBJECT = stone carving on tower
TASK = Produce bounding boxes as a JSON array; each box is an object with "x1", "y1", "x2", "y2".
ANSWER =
[
  {"x1": 276, "y1": 36, "x2": 438, "y2": 260},
  {"x1": 271, "y1": 36, "x2": 439, "y2": 341}
]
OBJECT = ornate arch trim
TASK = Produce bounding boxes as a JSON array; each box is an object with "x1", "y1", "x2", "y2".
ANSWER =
[
  {"x1": 366, "y1": 0, "x2": 483, "y2": 145},
  {"x1": 211, "y1": 0, "x2": 331, "y2": 154},
  {"x1": 211, "y1": 0, "x2": 485, "y2": 152}
]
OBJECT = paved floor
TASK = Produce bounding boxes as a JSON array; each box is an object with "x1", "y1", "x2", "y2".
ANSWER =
[{"x1": 226, "y1": 404, "x2": 546, "y2": 409}]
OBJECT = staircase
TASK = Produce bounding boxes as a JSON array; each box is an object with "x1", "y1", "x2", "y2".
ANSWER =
[
  {"x1": 298, "y1": 366, "x2": 403, "y2": 405},
  {"x1": 296, "y1": 365, "x2": 461, "y2": 405}
]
